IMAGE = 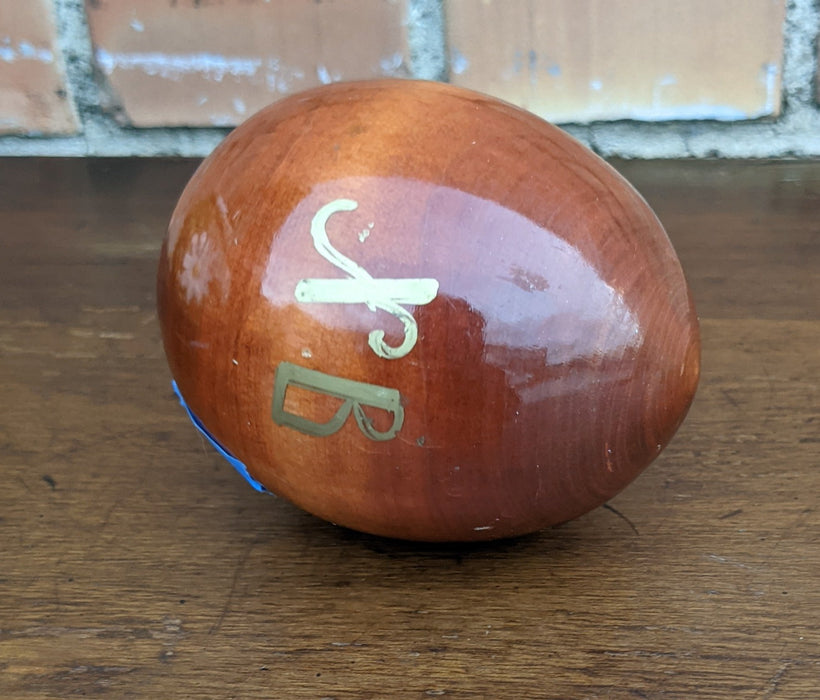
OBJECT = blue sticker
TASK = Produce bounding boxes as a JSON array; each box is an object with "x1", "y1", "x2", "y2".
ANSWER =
[{"x1": 172, "y1": 381, "x2": 269, "y2": 493}]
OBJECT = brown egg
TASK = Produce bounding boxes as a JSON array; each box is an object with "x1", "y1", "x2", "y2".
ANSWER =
[{"x1": 157, "y1": 79, "x2": 699, "y2": 542}]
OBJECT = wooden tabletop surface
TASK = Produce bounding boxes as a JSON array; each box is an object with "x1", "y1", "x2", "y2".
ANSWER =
[{"x1": 1, "y1": 158, "x2": 818, "y2": 699}]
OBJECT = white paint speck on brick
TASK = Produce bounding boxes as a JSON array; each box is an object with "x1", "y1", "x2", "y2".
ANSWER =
[
  {"x1": 450, "y1": 48, "x2": 469, "y2": 75},
  {"x1": 208, "y1": 114, "x2": 235, "y2": 126},
  {"x1": 316, "y1": 64, "x2": 332, "y2": 85},
  {"x1": 761, "y1": 62, "x2": 780, "y2": 114},
  {"x1": 0, "y1": 38, "x2": 54, "y2": 64},
  {"x1": 379, "y1": 51, "x2": 404, "y2": 75},
  {"x1": 94, "y1": 49, "x2": 263, "y2": 81}
]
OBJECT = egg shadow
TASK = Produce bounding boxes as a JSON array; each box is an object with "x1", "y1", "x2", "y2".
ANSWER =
[{"x1": 280, "y1": 499, "x2": 597, "y2": 568}]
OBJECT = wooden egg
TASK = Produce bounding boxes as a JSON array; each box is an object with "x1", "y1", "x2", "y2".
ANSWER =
[{"x1": 157, "y1": 79, "x2": 700, "y2": 542}]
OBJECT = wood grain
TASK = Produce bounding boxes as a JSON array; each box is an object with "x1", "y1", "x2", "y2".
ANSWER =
[{"x1": 1, "y1": 157, "x2": 818, "y2": 698}]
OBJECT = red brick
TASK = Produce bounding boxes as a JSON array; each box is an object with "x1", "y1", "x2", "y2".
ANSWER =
[
  {"x1": 0, "y1": 0, "x2": 78, "y2": 134},
  {"x1": 86, "y1": 0, "x2": 410, "y2": 127},
  {"x1": 446, "y1": 0, "x2": 786, "y2": 122}
]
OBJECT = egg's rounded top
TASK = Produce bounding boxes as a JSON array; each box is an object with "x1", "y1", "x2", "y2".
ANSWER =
[{"x1": 158, "y1": 79, "x2": 699, "y2": 541}]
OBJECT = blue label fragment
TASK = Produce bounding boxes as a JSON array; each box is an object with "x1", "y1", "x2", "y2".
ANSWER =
[{"x1": 172, "y1": 381, "x2": 269, "y2": 494}]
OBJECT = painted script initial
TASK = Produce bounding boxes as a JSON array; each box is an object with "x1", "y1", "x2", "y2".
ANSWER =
[{"x1": 294, "y1": 199, "x2": 439, "y2": 359}]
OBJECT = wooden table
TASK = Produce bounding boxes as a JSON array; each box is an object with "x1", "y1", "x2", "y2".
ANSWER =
[{"x1": 1, "y1": 158, "x2": 818, "y2": 699}]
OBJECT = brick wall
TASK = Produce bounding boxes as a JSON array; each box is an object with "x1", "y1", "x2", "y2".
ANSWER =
[{"x1": 1, "y1": 0, "x2": 819, "y2": 158}]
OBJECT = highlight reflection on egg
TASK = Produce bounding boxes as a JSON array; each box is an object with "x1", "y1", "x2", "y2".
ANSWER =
[{"x1": 158, "y1": 80, "x2": 700, "y2": 542}]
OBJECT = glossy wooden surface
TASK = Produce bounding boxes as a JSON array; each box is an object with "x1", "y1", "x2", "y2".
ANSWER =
[
  {"x1": 157, "y1": 81, "x2": 699, "y2": 541},
  {"x1": 2, "y1": 158, "x2": 818, "y2": 698}
]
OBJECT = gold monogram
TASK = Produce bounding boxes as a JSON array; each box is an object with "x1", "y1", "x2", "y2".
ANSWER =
[{"x1": 273, "y1": 198, "x2": 438, "y2": 442}]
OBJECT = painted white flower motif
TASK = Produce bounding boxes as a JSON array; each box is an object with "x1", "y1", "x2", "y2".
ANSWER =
[{"x1": 180, "y1": 232, "x2": 214, "y2": 303}]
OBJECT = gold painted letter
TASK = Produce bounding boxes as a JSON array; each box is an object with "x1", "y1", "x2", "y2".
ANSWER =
[{"x1": 271, "y1": 362, "x2": 404, "y2": 441}]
